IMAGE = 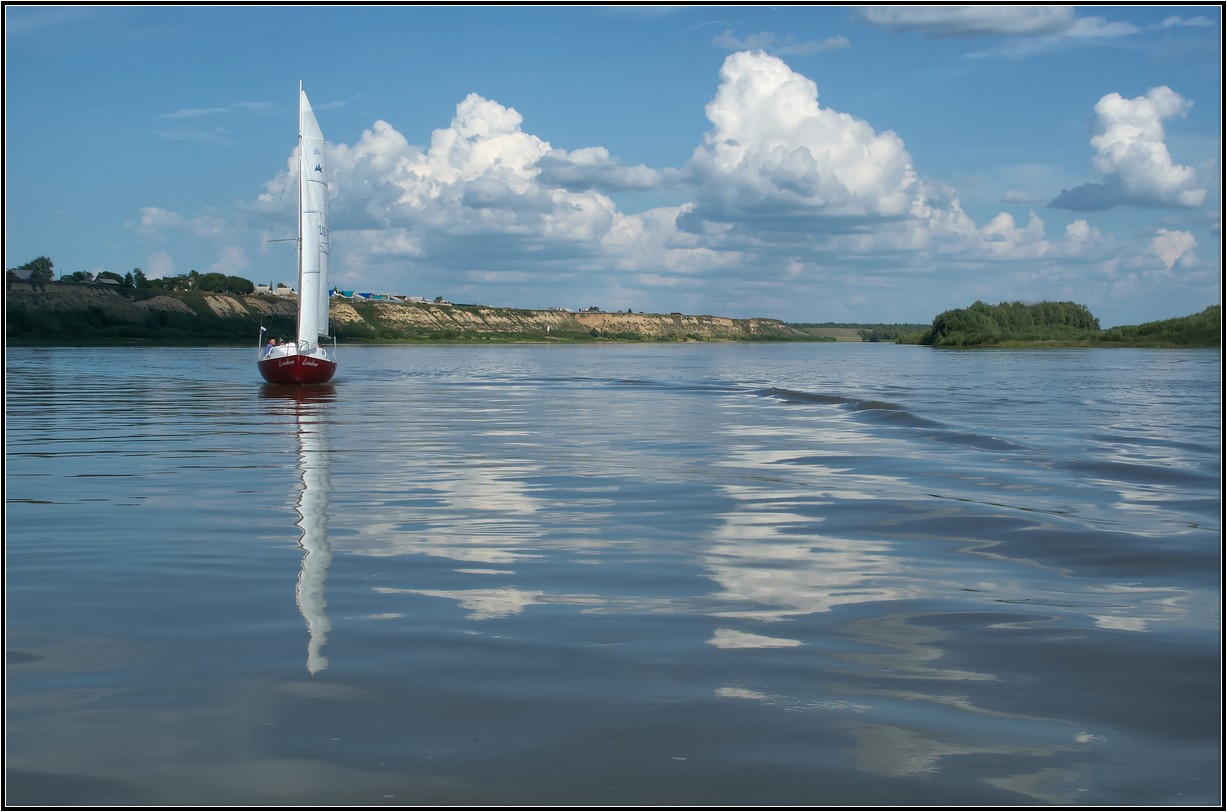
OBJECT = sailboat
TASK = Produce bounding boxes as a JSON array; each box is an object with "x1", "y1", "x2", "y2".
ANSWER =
[{"x1": 258, "y1": 83, "x2": 337, "y2": 385}]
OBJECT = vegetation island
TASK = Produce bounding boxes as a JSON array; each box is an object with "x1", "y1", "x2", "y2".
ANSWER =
[{"x1": 5, "y1": 256, "x2": 1220, "y2": 348}]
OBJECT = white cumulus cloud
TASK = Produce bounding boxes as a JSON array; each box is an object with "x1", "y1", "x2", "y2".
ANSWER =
[
  {"x1": 1050, "y1": 86, "x2": 1206, "y2": 211},
  {"x1": 682, "y1": 50, "x2": 919, "y2": 237},
  {"x1": 1148, "y1": 228, "x2": 1196, "y2": 271},
  {"x1": 972, "y1": 212, "x2": 1103, "y2": 260},
  {"x1": 535, "y1": 146, "x2": 662, "y2": 193},
  {"x1": 136, "y1": 206, "x2": 186, "y2": 233}
]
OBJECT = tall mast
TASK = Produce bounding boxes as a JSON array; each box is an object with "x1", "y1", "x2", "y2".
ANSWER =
[{"x1": 297, "y1": 81, "x2": 305, "y2": 343}]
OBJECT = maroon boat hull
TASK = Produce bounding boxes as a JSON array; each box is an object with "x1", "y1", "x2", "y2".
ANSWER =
[{"x1": 258, "y1": 353, "x2": 337, "y2": 385}]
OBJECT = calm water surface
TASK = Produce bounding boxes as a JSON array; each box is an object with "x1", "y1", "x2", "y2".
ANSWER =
[{"x1": 5, "y1": 343, "x2": 1221, "y2": 806}]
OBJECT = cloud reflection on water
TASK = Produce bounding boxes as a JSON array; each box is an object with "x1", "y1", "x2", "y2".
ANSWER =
[{"x1": 264, "y1": 355, "x2": 1213, "y2": 805}]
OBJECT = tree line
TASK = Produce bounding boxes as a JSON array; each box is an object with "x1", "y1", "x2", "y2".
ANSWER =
[
  {"x1": 1096, "y1": 305, "x2": 1220, "y2": 347},
  {"x1": 11, "y1": 257, "x2": 1219, "y2": 348},
  {"x1": 785, "y1": 322, "x2": 930, "y2": 342},
  {"x1": 917, "y1": 300, "x2": 1218, "y2": 347},
  {"x1": 920, "y1": 300, "x2": 1100, "y2": 346},
  {"x1": 12, "y1": 256, "x2": 255, "y2": 295}
]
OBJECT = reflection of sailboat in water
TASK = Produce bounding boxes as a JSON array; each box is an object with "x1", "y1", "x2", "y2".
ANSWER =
[{"x1": 260, "y1": 383, "x2": 335, "y2": 673}]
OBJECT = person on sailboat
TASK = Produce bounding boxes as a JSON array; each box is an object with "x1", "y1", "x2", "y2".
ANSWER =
[{"x1": 263, "y1": 338, "x2": 276, "y2": 358}]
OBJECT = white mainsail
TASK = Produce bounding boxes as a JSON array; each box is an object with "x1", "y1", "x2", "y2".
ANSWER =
[{"x1": 297, "y1": 83, "x2": 330, "y2": 350}]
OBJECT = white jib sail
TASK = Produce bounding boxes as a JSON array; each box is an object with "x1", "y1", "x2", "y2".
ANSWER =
[{"x1": 297, "y1": 84, "x2": 330, "y2": 350}]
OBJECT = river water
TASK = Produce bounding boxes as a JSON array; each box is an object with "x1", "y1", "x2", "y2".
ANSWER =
[{"x1": 5, "y1": 343, "x2": 1221, "y2": 806}]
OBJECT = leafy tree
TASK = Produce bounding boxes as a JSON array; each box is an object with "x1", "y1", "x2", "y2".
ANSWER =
[
  {"x1": 62, "y1": 270, "x2": 94, "y2": 283},
  {"x1": 133, "y1": 268, "x2": 149, "y2": 288},
  {"x1": 193, "y1": 272, "x2": 255, "y2": 294},
  {"x1": 1099, "y1": 305, "x2": 1220, "y2": 347},
  {"x1": 18, "y1": 256, "x2": 54, "y2": 282},
  {"x1": 145, "y1": 275, "x2": 176, "y2": 291},
  {"x1": 924, "y1": 305, "x2": 1000, "y2": 346},
  {"x1": 146, "y1": 272, "x2": 199, "y2": 292},
  {"x1": 857, "y1": 324, "x2": 929, "y2": 342},
  {"x1": 194, "y1": 272, "x2": 229, "y2": 292},
  {"x1": 921, "y1": 300, "x2": 1103, "y2": 346}
]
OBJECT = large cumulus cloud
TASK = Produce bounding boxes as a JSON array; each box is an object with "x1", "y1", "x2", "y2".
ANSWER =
[
  {"x1": 290, "y1": 93, "x2": 624, "y2": 285},
  {"x1": 683, "y1": 51, "x2": 918, "y2": 233},
  {"x1": 1049, "y1": 87, "x2": 1206, "y2": 211}
]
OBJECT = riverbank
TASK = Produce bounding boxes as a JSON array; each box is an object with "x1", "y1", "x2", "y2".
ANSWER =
[{"x1": 4, "y1": 281, "x2": 824, "y2": 345}]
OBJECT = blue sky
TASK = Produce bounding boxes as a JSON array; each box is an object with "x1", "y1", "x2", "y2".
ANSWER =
[{"x1": 4, "y1": 5, "x2": 1221, "y2": 326}]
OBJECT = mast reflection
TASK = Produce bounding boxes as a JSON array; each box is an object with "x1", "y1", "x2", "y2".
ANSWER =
[{"x1": 260, "y1": 383, "x2": 335, "y2": 674}]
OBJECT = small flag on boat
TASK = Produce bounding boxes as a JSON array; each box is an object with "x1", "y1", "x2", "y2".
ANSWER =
[{"x1": 260, "y1": 326, "x2": 267, "y2": 332}]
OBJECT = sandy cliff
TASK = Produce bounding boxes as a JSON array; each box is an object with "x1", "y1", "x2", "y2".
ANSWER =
[{"x1": 6, "y1": 282, "x2": 812, "y2": 342}]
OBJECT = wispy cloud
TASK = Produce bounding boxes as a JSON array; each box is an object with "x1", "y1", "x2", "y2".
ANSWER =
[
  {"x1": 152, "y1": 101, "x2": 275, "y2": 143},
  {"x1": 713, "y1": 29, "x2": 850, "y2": 56},
  {"x1": 1062, "y1": 15, "x2": 1140, "y2": 40},
  {"x1": 155, "y1": 107, "x2": 232, "y2": 120},
  {"x1": 1153, "y1": 15, "x2": 1216, "y2": 30},
  {"x1": 155, "y1": 100, "x2": 276, "y2": 119},
  {"x1": 153, "y1": 126, "x2": 232, "y2": 145},
  {"x1": 860, "y1": 6, "x2": 1155, "y2": 60},
  {"x1": 858, "y1": 7, "x2": 1074, "y2": 38},
  {"x1": 1001, "y1": 190, "x2": 1047, "y2": 205},
  {"x1": 315, "y1": 98, "x2": 351, "y2": 111},
  {"x1": 3, "y1": 5, "x2": 102, "y2": 36}
]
